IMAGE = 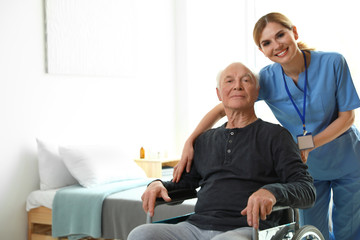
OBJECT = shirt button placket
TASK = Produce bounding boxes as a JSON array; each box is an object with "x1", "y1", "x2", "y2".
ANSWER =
[{"x1": 225, "y1": 131, "x2": 234, "y2": 164}]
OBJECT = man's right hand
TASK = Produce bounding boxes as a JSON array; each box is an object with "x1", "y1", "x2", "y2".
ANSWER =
[{"x1": 141, "y1": 181, "x2": 171, "y2": 217}]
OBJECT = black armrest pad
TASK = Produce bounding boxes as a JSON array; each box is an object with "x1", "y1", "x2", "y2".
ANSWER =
[
  {"x1": 155, "y1": 189, "x2": 197, "y2": 206},
  {"x1": 272, "y1": 205, "x2": 298, "y2": 224}
]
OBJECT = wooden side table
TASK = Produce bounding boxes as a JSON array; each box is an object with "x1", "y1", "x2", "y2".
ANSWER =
[{"x1": 134, "y1": 158, "x2": 179, "y2": 178}]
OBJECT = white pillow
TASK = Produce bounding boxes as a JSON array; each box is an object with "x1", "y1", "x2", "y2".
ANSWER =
[
  {"x1": 59, "y1": 145, "x2": 146, "y2": 188},
  {"x1": 36, "y1": 139, "x2": 78, "y2": 190}
]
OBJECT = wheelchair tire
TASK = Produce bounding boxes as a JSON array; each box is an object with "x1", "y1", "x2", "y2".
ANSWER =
[{"x1": 292, "y1": 225, "x2": 325, "y2": 240}]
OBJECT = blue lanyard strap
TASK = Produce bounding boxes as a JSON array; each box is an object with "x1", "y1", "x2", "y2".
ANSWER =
[{"x1": 281, "y1": 50, "x2": 308, "y2": 134}]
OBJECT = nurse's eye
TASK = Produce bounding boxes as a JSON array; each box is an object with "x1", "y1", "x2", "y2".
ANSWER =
[
  {"x1": 276, "y1": 32, "x2": 285, "y2": 39},
  {"x1": 261, "y1": 41, "x2": 270, "y2": 47}
]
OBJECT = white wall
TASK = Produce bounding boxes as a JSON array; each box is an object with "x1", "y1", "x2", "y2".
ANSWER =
[{"x1": 0, "y1": 0, "x2": 175, "y2": 239}]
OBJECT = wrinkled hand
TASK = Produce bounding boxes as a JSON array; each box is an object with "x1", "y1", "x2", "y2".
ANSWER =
[
  {"x1": 240, "y1": 189, "x2": 276, "y2": 229},
  {"x1": 172, "y1": 140, "x2": 194, "y2": 183},
  {"x1": 141, "y1": 181, "x2": 171, "y2": 217}
]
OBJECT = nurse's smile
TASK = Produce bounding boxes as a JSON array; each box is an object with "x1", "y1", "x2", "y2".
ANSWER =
[{"x1": 276, "y1": 48, "x2": 288, "y2": 57}]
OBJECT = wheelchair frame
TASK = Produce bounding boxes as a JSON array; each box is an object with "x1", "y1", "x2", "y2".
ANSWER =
[
  {"x1": 252, "y1": 206, "x2": 324, "y2": 240},
  {"x1": 147, "y1": 189, "x2": 324, "y2": 240}
]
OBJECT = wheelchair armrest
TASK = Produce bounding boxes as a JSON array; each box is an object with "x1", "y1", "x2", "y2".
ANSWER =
[
  {"x1": 272, "y1": 205, "x2": 299, "y2": 224},
  {"x1": 155, "y1": 188, "x2": 197, "y2": 206},
  {"x1": 252, "y1": 205, "x2": 299, "y2": 240},
  {"x1": 272, "y1": 205, "x2": 290, "y2": 212},
  {"x1": 146, "y1": 189, "x2": 197, "y2": 224}
]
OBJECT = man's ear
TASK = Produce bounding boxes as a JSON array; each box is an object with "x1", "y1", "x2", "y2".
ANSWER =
[{"x1": 216, "y1": 88, "x2": 222, "y2": 101}]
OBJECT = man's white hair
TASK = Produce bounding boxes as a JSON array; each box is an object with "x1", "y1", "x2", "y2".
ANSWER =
[{"x1": 216, "y1": 63, "x2": 259, "y2": 89}]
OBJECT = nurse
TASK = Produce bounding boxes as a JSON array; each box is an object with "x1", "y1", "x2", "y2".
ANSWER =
[{"x1": 173, "y1": 12, "x2": 360, "y2": 240}]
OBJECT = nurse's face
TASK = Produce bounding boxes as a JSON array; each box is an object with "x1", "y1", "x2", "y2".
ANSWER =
[{"x1": 258, "y1": 22, "x2": 299, "y2": 65}]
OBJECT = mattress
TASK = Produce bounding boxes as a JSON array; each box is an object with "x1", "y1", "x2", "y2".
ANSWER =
[
  {"x1": 26, "y1": 176, "x2": 173, "y2": 211},
  {"x1": 26, "y1": 188, "x2": 58, "y2": 211}
]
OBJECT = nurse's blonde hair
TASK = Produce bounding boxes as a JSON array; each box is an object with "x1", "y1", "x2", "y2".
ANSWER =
[{"x1": 253, "y1": 12, "x2": 315, "y2": 51}]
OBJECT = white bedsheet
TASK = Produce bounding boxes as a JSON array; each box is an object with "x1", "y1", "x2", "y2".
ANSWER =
[
  {"x1": 26, "y1": 189, "x2": 59, "y2": 211},
  {"x1": 25, "y1": 174, "x2": 173, "y2": 212}
]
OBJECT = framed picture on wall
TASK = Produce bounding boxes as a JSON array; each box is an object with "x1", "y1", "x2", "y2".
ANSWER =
[{"x1": 45, "y1": 0, "x2": 136, "y2": 77}]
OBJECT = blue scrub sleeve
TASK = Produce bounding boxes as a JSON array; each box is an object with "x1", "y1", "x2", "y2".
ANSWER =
[{"x1": 335, "y1": 55, "x2": 360, "y2": 112}]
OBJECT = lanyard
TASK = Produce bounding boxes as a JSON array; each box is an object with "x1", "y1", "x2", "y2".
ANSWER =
[{"x1": 281, "y1": 50, "x2": 308, "y2": 135}]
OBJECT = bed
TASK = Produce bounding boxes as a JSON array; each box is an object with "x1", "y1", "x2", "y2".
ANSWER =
[
  {"x1": 27, "y1": 139, "x2": 196, "y2": 240},
  {"x1": 27, "y1": 183, "x2": 196, "y2": 240}
]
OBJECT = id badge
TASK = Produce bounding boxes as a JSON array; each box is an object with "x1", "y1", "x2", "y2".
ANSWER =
[{"x1": 297, "y1": 132, "x2": 314, "y2": 150}]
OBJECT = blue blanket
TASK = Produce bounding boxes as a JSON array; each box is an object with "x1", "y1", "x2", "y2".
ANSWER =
[{"x1": 52, "y1": 178, "x2": 150, "y2": 240}]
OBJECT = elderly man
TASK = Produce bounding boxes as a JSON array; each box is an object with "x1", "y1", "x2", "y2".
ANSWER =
[{"x1": 128, "y1": 62, "x2": 316, "y2": 240}]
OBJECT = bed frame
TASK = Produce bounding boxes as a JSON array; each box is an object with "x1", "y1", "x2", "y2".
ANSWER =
[
  {"x1": 28, "y1": 207, "x2": 56, "y2": 240},
  {"x1": 27, "y1": 207, "x2": 109, "y2": 240}
]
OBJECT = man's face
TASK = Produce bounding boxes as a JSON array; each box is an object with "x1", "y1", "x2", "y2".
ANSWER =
[{"x1": 216, "y1": 63, "x2": 259, "y2": 111}]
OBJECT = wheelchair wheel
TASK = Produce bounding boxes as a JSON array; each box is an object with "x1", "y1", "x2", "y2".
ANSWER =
[{"x1": 292, "y1": 225, "x2": 325, "y2": 240}]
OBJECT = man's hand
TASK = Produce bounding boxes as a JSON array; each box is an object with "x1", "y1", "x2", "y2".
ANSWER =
[
  {"x1": 141, "y1": 181, "x2": 171, "y2": 217},
  {"x1": 240, "y1": 189, "x2": 276, "y2": 229}
]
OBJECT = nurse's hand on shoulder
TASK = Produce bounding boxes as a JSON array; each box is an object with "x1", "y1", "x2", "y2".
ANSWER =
[
  {"x1": 301, "y1": 149, "x2": 311, "y2": 163},
  {"x1": 173, "y1": 140, "x2": 194, "y2": 183}
]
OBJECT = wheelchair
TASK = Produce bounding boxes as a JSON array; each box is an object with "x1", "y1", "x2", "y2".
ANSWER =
[{"x1": 146, "y1": 189, "x2": 324, "y2": 240}]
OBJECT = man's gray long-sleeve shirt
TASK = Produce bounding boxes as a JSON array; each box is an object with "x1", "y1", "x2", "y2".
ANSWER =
[{"x1": 163, "y1": 119, "x2": 315, "y2": 231}]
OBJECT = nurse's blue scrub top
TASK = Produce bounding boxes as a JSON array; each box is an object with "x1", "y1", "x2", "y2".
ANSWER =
[{"x1": 258, "y1": 51, "x2": 360, "y2": 180}]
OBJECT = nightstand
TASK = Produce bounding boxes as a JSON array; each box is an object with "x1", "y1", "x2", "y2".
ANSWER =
[{"x1": 134, "y1": 158, "x2": 180, "y2": 178}]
